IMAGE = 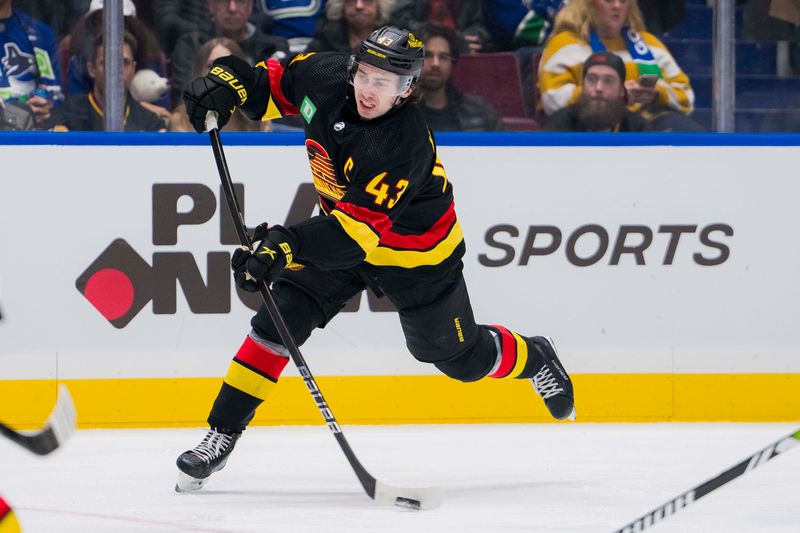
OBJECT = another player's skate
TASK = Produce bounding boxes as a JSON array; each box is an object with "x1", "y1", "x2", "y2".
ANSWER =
[
  {"x1": 175, "y1": 428, "x2": 240, "y2": 492},
  {"x1": 527, "y1": 336, "x2": 575, "y2": 421}
]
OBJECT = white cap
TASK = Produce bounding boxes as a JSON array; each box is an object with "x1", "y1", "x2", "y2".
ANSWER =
[{"x1": 88, "y1": 0, "x2": 137, "y2": 17}]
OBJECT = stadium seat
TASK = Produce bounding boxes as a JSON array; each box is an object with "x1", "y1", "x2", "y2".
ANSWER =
[{"x1": 450, "y1": 52, "x2": 528, "y2": 118}]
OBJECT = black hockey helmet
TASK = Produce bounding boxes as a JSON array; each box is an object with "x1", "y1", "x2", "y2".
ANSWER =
[{"x1": 353, "y1": 25, "x2": 425, "y2": 82}]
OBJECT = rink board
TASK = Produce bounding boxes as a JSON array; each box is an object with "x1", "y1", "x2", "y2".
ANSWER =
[{"x1": 1, "y1": 133, "x2": 799, "y2": 426}]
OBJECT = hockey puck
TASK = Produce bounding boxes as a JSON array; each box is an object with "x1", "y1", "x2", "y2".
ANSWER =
[{"x1": 394, "y1": 497, "x2": 421, "y2": 510}]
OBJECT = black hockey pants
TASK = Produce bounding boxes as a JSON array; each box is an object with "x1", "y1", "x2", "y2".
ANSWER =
[{"x1": 250, "y1": 261, "x2": 498, "y2": 382}]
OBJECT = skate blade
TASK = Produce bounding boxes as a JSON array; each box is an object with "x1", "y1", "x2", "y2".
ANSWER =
[{"x1": 175, "y1": 471, "x2": 208, "y2": 493}]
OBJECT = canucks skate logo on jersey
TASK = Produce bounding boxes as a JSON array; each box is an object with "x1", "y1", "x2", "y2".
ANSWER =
[
  {"x1": 1, "y1": 43, "x2": 35, "y2": 79},
  {"x1": 306, "y1": 139, "x2": 345, "y2": 201}
]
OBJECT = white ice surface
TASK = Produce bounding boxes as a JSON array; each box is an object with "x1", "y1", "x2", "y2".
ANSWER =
[{"x1": 1, "y1": 423, "x2": 799, "y2": 532}]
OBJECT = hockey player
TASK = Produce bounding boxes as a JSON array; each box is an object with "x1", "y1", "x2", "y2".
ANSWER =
[{"x1": 176, "y1": 25, "x2": 575, "y2": 492}]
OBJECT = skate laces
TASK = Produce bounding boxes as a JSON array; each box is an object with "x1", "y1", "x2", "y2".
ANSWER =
[
  {"x1": 532, "y1": 366, "x2": 564, "y2": 400},
  {"x1": 190, "y1": 429, "x2": 233, "y2": 464}
]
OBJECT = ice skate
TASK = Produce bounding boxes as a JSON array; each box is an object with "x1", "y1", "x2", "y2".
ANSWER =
[
  {"x1": 175, "y1": 428, "x2": 240, "y2": 492},
  {"x1": 528, "y1": 336, "x2": 576, "y2": 421}
]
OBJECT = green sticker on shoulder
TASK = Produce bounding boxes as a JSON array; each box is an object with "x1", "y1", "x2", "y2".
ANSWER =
[{"x1": 300, "y1": 96, "x2": 317, "y2": 124}]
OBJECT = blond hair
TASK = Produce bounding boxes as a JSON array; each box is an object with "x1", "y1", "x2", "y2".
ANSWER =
[
  {"x1": 325, "y1": 0, "x2": 394, "y2": 24},
  {"x1": 552, "y1": 0, "x2": 646, "y2": 41}
]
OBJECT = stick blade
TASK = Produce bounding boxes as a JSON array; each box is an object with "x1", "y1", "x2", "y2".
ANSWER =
[
  {"x1": 373, "y1": 480, "x2": 444, "y2": 511},
  {"x1": 29, "y1": 384, "x2": 77, "y2": 455},
  {"x1": 47, "y1": 384, "x2": 77, "y2": 448},
  {"x1": 1, "y1": 384, "x2": 77, "y2": 455}
]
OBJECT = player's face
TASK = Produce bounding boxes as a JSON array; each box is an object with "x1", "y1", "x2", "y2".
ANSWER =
[{"x1": 352, "y1": 62, "x2": 413, "y2": 120}]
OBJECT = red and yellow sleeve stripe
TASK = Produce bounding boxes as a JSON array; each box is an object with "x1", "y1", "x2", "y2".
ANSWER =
[{"x1": 256, "y1": 59, "x2": 300, "y2": 121}]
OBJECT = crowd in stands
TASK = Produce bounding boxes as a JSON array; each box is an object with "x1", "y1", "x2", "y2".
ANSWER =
[{"x1": 0, "y1": 0, "x2": 798, "y2": 133}]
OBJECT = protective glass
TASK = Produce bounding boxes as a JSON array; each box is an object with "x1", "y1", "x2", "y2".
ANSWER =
[{"x1": 349, "y1": 60, "x2": 414, "y2": 97}]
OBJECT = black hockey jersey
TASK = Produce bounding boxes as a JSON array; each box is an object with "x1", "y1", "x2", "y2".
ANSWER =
[{"x1": 239, "y1": 52, "x2": 465, "y2": 274}]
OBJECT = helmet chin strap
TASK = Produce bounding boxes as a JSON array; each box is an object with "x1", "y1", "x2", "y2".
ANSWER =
[{"x1": 391, "y1": 83, "x2": 416, "y2": 110}]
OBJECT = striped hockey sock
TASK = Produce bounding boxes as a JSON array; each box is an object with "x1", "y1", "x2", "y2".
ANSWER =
[
  {"x1": 223, "y1": 335, "x2": 291, "y2": 401},
  {"x1": 486, "y1": 325, "x2": 543, "y2": 379}
]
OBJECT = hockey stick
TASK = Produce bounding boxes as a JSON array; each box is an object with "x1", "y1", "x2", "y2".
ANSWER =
[
  {"x1": 614, "y1": 428, "x2": 800, "y2": 532},
  {"x1": 0, "y1": 384, "x2": 76, "y2": 455},
  {"x1": 205, "y1": 113, "x2": 443, "y2": 511}
]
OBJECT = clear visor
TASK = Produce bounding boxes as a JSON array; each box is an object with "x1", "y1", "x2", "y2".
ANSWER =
[{"x1": 349, "y1": 60, "x2": 414, "y2": 97}]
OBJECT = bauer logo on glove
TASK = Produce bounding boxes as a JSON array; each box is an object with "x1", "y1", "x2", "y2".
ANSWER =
[
  {"x1": 209, "y1": 66, "x2": 248, "y2": 105},
  {"x1": 231, "y1": 224, "x2": 300, "y2": 291},
  {"x1": 183, "y1": 55, "x2": 255, "y2": 133}
]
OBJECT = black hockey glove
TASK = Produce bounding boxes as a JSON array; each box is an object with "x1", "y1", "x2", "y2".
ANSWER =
[
  {"x1": 183, "y1": 56, "x2": 253, "y2": 133},
  {"x1": 231, "y1": 224, "x2": 299, "y2": 291}
]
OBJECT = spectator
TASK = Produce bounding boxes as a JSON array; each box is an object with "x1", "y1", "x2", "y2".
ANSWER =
[
  {"x1": 152, "y1": 0, "x2": 212, "y2": 55},
  {"x1": 389, "y1": 0, "x2": 488, "y2": 53},
  {"x1": 170, "y1": 36, "x2": 269, "y2": 131},
  {"x1": 170, "y1": 0, "x2": 288, "y2": 105},
  {"x1": 545, "y1": 50, "x2": 650, "y2": 131},
  {"x1": 48, "y1": 31, "x2": 165, "y2": 131},
  {"x1": 0, "y1": 0, "x2": 64, "y2": 128},
  {"x1": 251, "y1": 0, "x2": 327, "y2": 52},
  {"x1": 418, "y1": 23, "x2": 502, "y2": 131},
  {"x1": 538, "y1": 0, "x2": 702, "y2": 131},
  {"x1": 306, "y1": 0, "x2": 392, "y2": 54},
  {"x1": 65, "y1": 3, "x2": 169, "y2": 111},
  {"x1": 482, "y1": 0, "x2": 564, "y2": 51}
]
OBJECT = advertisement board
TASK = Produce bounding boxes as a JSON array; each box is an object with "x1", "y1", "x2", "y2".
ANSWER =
[{"x1": 1, "y1": 134, "x2": 798, "y2": 425}]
